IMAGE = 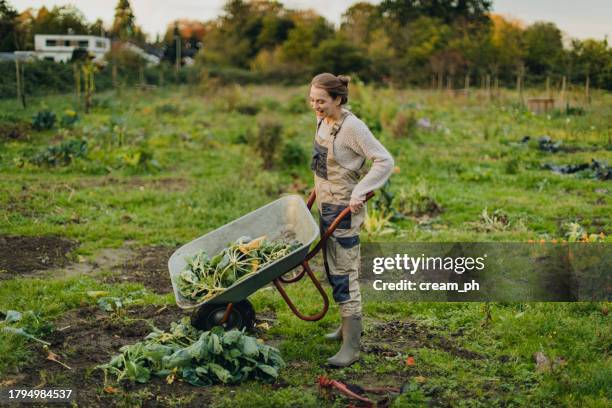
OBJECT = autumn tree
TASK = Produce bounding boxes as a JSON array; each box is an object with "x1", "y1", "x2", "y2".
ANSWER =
[{"x1": 111, "y1": 0, "x2": 144, "y2": 41}]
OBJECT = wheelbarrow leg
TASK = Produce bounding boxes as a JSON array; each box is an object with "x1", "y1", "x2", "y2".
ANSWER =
[{"x1": 273, "y1": 261, "x2": 329, "y2": 321}]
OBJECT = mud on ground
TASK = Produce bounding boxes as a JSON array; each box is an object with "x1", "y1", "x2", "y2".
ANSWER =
[
  {"x1": 1, "y1": 304, "x2": 217, "y2": 408},
  {"x1": 102, "y1": 245, "x2": 178, "y2": 294},
  {"x1": 0, "y1": 235, "x2": 78, "y2": 278}
]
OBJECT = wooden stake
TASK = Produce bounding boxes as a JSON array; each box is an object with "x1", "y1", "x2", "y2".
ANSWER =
[
  {"x1": 516, "y1": 65, "x2": 525, "y2": 106},
  {"x1": 494, "y1": 76, "x2": 499, "y2": 99},
  {"x1": 74, "y1": 63, "x2": 81, "y2": 106},
  {"x1": 486, "y1": 74, "x2": 491, "y2": 101},
  {"x1": 585, "y1": 74, "x2": 590, "y2": 105},
  {"x1": 561, "y1": 75, "x2": 567, "y2": 111},
  {"x1": 15, "y1": 59, "x2": 23, "y2": 108},
  {"x1": 464, "y1": 74, "x2": 470, "y2": 93},
  {"x1": 546, "y1": 76, "x2": 550, "y2": 98},
  {"x1": 175, "y1": 35, "x2": 181, "y2": 78}
]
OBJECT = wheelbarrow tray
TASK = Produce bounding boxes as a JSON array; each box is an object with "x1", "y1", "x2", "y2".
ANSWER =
[{"x1": 168, "y1": 194, "x2": 319, "y2": 310}]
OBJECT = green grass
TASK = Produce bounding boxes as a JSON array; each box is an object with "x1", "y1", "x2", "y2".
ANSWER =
[{"x1": 0, "y1": 85, "x2": 610, "y2": 407}]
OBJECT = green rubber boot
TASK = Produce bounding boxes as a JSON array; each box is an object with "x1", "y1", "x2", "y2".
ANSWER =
[
  {"x1": 324, "y1": 324, "x2": 342, "y2": 341},
  {"x1": 327, "y1": 316, "x2": 361, "y2": 367}
]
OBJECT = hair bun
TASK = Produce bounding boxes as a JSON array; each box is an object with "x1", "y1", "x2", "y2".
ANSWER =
[{"x1": 337, "y1": 75, "x2": 351, "y2": 86}]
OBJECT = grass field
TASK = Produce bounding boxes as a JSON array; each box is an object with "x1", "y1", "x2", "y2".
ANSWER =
[{"x1": 0, "y1": 84, "x2": 610, "y2": 407}]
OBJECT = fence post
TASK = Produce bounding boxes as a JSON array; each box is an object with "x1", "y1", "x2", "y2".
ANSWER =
[
  {"x1": 15, "y1": 59, "x2": 26, "y2": 109},
  {"x1": 464, "y1": 73, "x2": 470, "y2": 93},
  {"x1": 546, "y1": 76, "x2": 551, "y2": 98},
  {"x1": 486, "y1": 74, "x2": 491, "y2": 101},
  {"x1": 493, "y1": 76, "x2": 499, "y2": 99},
  {"x1": 139, "y1": 65, "x2": 145, "y2": 89},
  {"x1": 516, "y1": 65, "x2": 525, "y2": 107},
  {"x1": 561, "y1": 75, "x2": 567, "y2": 112},
  {"x1": 112, "y1": 63, "x2": 117, "y2": 89},
  {"x1": 585, "y1": 74, "x2": 590, "y2": 105},
  {"x1": 74, "y1": 63, "x2": 81, "y2": 107}
]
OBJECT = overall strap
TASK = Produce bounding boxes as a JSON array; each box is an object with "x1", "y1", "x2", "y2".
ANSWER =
[{"x1": 329, "y1": 111, "x2": 351, "y2": 138}]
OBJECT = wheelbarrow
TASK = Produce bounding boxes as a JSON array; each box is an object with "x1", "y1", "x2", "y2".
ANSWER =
[{"x1": 168, "y1": 190, "x2": 374, "y2": 331}]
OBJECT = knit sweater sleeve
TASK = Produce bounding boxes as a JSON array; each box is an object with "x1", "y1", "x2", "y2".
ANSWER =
[{"x1": 342, "y1": 117, "x2": 394, "y2": 201}]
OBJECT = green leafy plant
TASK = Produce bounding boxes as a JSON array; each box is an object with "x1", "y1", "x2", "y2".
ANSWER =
[
  {"x1": 363, "y1": 208, "x2": 395, "y2": 237},
  {"x1": 395, "y1": 181, "x2": 442, "y2": 217},
  {"x1": 32, "y1": 110, "x2": 56, "y2": 131},
  {"x1": 281, "y1": 140, "x2": 307, "y2": 167},
  {"x1": 0, "y1": 309, "x2": 53, "y2": 346},
  {"x1": 178, "y1": 236, "x2": 300, "y2": 303},
  {"x1": 562, "y1": 222, "x2": 605, "y2": 242},
  {"x1": 31, "y1": 139, "x2": 88, "y2": 167},
  {"x1": 286, "y1": 94, "x2": 309, "y2": 114},
  {"x1": 98, "y1": 318, "x2": 285, "y2": 386},
  {"x1": 119, "y1": 148, "x2": 161, "y2": 173},
  {"x1": 253, "y1": 115, "x2": 283, "y2": 170},
  {"x1": 467, "y1": 208, "x2": 526, "y2": 233},
  {"x1": 60, "y1": 109, "x2": 79, "y2": 127}
]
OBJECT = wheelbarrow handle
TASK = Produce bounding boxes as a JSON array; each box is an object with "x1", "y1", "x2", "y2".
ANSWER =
[
  {"x1": 280, "y1": 190, "x2": 375, "y2": 284},
  {"x1": 306, "y1": 190, "x2": 316, "y2": 210},
  {"x1": 305, "y1": 191, "x2": 375, "y2": 262}
]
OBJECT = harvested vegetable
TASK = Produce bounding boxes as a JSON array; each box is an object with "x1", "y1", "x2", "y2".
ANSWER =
[
  {"x1": 178, "y1": 235, "x2": 300, "y2": 302},
  {"x1": 98, "y1": 317, "x2": 284, "y2": 386}
]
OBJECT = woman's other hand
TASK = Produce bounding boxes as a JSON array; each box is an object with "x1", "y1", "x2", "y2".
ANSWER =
[{"x1": 349, "y1": 197, "x2": 364, "y2": 213}]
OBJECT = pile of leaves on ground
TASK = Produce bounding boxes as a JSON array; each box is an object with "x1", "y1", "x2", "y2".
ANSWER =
[
  {"x1": 542, "y1": 159, "x2": 611, "y2": 180},
  {"x1": 178, "y1": 236, "x2": 300, "y2": 302},
  {"x1": 98, "y1": 317, "x2": 284, "y2": 386}
]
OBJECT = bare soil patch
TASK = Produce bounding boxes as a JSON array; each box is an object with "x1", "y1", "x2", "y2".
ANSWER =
[
  {"x1": 0, "y1": 235, "x2": 78, "y2": 278},
  {"x1": 103, "y1": 245, "x2": 178, "y2": 294},
  {"x1": 3, "y1": 305, "x2": 215, "y2": 407},
  {"x1": 362, "y1": 319, "x2": 485, "y2": 360}
]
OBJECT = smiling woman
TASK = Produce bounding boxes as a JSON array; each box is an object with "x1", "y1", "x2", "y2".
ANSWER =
[{"x1": 308, "y1": 72, "x2": 394, "y2": 367}]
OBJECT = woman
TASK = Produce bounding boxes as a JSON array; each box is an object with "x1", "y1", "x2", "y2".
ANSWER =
[{"x1": 309, "y1": 73, "x2": 394, "y2": 367}]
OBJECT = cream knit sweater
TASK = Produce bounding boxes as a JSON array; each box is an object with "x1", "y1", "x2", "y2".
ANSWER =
[{"x1": 316, "y1": 108, "x2": 394, "y2": 201}]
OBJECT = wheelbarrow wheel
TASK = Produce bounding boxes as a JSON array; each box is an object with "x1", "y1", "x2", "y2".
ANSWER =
[{"x1": 191, "y1": 300, "x2": 255, "y2": 331}]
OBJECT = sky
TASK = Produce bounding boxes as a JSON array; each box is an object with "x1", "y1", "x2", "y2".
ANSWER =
[{"x1": 11, "y1": 0, "x2": 612, "y2": 41}]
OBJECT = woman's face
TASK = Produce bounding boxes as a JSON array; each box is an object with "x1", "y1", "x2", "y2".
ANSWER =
[{"x1": 309, "y1": 86, "x2": 341, "y2": 119}]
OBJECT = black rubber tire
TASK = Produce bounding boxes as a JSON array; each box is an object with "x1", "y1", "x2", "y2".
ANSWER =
[{"x1": 191, "y1": 300, "x2": 256, "y2": 331}]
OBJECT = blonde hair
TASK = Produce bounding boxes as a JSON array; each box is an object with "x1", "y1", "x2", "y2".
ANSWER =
[{"x1": 311, "y1": 73, "x2": 351, "y2": 105}]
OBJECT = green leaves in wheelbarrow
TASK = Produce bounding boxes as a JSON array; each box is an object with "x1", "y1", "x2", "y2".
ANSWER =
[{"x1": 178, "y1": 236, "x2": 301, "y2": 303}]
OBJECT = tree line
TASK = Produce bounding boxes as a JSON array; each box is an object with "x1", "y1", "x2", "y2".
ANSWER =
[{"x1": 1, "y1": 0, "x2": 611, "y2": 91}]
